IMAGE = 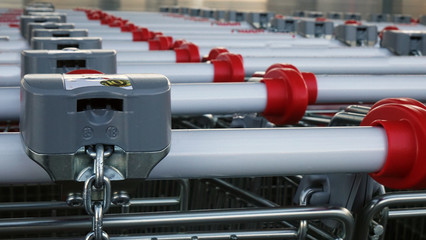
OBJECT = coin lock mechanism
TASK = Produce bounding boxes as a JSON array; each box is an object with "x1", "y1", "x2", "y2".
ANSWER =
[
  {"x1": 21, "y1": 48, "x2": 117, "y2": 76},
  {"x1": 31, "y1": 37, "x2": 102, "y2": 50},
  {"x1": 20, "y1": 73, "x2": 171, "y2": 181}
]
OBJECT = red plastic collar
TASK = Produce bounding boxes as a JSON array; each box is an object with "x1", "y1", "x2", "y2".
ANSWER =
[
  {"x1": 261, "y1": 68, "x2": 309, "y2": 125},
  {"x1": 316, "y1": 17, "x2": 327, "y2": 22},
  {"x1": 266, "y1": 63, "x2": 300, "y2": 74},
  {"x1": 211, "y1": 53, "x2": 245, "y2": 82},
  {"x1": 361, "y1": 100, "x2": 426, "y2": 189},
  {"x1": 66, "y1": 69, "x2": 104, "y2": 74},
  {"x1": 344, "y1": 20, "x2": 361, "y2": 25},
  {"x1": 371, "y1": 98, "x2": 426, "y2": 111},
  {"x1": 121, "y1": 22, "x2": 136, "y2": 32},
  {"x1": 172, "y1": 40, "x2": 188, "y2": 49},
  {"x1": 148, "y1": 36, "x2": 172, "y2": 50},
  {"x1": 206, "y1": 47, "x2": 229, "y2": 61},
  {"x1": 175, "y1": 42, "x2": 200, "y2": 63},
  {"x1": 132, "y1": 27, "x2": 151, "y2": 41}
]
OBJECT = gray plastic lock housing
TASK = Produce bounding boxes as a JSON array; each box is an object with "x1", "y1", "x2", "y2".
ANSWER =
[
  {"x1": 247, "y1": 12, "x2": 275, "y2": 28},
  {"x1": 31, "y1": 37, "x2": 102, "y2": 50},
  {"x1": 421, "y1": 15, "x2": 426, "y2": 25},
  {"x1": 369, "y1": 13, "x2": 389, "y2": 22},
  {"x1": 225, "y1": 11, "x2": 247, "y2": 22},
  {"x1": 305, "y1": 11, "x2": 324, "y2": 18},
  {"x1": 21, "y1": 49, "x2": 117, "y2": 76},
  {"x1": 189, "y1": 8, "x2": 201, "y2": 17},
  {"x1": 20, "y1": 15, "x2": 61, "y2": 38},
  {"x1": 214, "y1": 10, "x2": 226, "y2": 21},
  {"x1": 27, "y1": 22, "x2": 75, "y2": 44},
  {"x1": 381, "y1": 30, "x2": 426, "y2": 56},
  {"x1": 327, "y1": 12, "x2": 343, "y2": 19},
  {"x1": 392, "y1": 14, "x2": 412, "y2": 23},
  {"x1": 32, "y1": 29, "x2": 89, "y2": 38},
  {"x1": 297, "y1": 19, "x2": 334, "y2": 39},
  {"x1": 271, "y1": 17, "x2": 299, "y2": 33},
  {"x1": 24, "y1": 6, "x2": 54, "y2": 15},
  {"x1": 21, "y1": 73, "x2": 171, "y2": 181},
  {"x1": 343, "y1": 12, "x2": 361, "y2": 20},
  {"x1": 200, "y1": 9, "x2": 214, "y2": 19},
  {"x1": 28, "y1": 12, "x2": 67, "y2": 22},
  {"x1": 335, "y1": 24, "x2": 378, "y2": 46}
]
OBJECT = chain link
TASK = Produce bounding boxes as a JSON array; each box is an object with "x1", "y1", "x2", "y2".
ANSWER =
[{"x1": 83, "y1": 144, "x2": 112, "y2": 240}]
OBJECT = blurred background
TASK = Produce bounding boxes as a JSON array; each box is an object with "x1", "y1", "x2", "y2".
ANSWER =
[{"x1": 0, "y1": 0, "x2": 425, "y2": 20}]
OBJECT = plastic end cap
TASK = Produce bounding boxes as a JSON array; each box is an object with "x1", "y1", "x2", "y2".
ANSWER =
[
  {"x1": 132, "y1": 27, "x2": 150, "y2": 41},
  {"x1": 206, "y1": 47, "x2": 229, "y2": 61},
  {"x1": 172, "y1": 39, "x2": 188, "y2": 49},
  {"x1": 211, "y1": 53, "x2": 245, "y2": 83},
  {"x1": 175, "y1": 42, "x2": 200, "y2": 63},
  {"x1": 261, "y1": 68, "x2": 309, "y2": 125},
  {"x1": 361, "y1": 100, "x2": 426, "y2": 189},
  {"x1": 121, "y1": 23, "x2": 136, "y2": 32}
]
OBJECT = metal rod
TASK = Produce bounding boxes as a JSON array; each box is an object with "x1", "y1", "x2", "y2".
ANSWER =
[
  {"x1": 0, "y1": 127, "x2": 388, "y2": 183},
  {"x1": 0, "y1": 206, "x2": 354, "y2": 240},
  {"x1": 388, "y1": 208, "x2": 426, "y2": 219},
  {"x1": 355, "y1": 191, "x2": 426, "y2": 239}
]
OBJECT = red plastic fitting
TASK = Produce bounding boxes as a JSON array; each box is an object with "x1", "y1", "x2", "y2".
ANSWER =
[
  {"x1": 132, "y1": 27, "x2": 151, "y2": 41},
  {"x1": 261, "y1": 68, "x2": 309, "y2": 125},
  {"x1": 205, "y1": 47, "x2": 229, "y2": 61},
  {"x1": 361, "y1": 99, "x2": 426, "y2": 189},
  {"x1": 211, "y1": 53, "x2": 245, "y2": 83},
  {"x1": 265, "y1": 64, "x2": 318, "y2": 105},
  {"x1": 172, "y1": 40, "x2": 188, "y2": 49},
  {"x1": 175, "y1": 42, "x2": 200, "y2": 63},
  {"x1": 148, "y1": 36, "x2": 172, "y2": 50},
  {"x1": 121, "y1": 22, "x2": 136, "y2": 32},
  {"x1": 344, "y1": 20, "x2": 361, "y2": 25}
]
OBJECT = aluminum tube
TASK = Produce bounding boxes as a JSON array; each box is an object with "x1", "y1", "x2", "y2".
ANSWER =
[
  {"x1": 88, "y1": 31, "x2": 134, "y2": 41},
  {"x1": 198, "y1": 47, "x2": 393, "y2": 58},
  {"x1": 0, "y1": 40, "x2": 29, "y2": 50},
  {"x1": 117, "y1": 63, "x2": 215, "y2": 83},
  {"x1": 0, "y1": 66, "x2": 20, "y2": 87},
  {"x1": 0, "y1": 127, "x2": 386, "y2": 183},
  {"x1": 117, "y1": 51, "x2": 177, "y2": 63},
  {"x1": 0, "y1": 206, "x2": 354, "y2": 240},
  {"x1": 0, "y1": 52, "x2": 20, "y2": 64},
  {"x1": 243, "y1": 56, "x2": 426, "y2": 75},
  {"x1": 388, "y1": 208, "x2": 426, "y2": 219},
  {"x1": 0, "y1": 133, "x2": 51, "y2": 184},
  {"x1": 103, "y1": 40, "x2": 149, "y2": 51},
  {"x1": 108, "y1": 229, "x2": 298, "y2": 240},
  {"x1": 149, "y1": 127, "x2": 387, "y2": 179},
  {"x1": 0, "y1": 87, "x2": 19, "y2": 120},
  {"x1": 316, "y1": 75, "x2": 426, "y2": 104},
  {"x1": 188, "y1": 38, "x2": 341, "y2": 48},
  {"x1": 0, "y1": 198, "x2": 179, "y2": 211},
  {"x1": 171, "y1": 82, "x2": 267, "y2": 115}
]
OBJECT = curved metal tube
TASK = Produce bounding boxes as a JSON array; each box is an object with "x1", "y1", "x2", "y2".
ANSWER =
[
  {"x1": 0, "y1": 207, "x2": 354, "y2": 239},
  {"x1": 355, "y1": 191, "x2": 426, "y2": 239}
]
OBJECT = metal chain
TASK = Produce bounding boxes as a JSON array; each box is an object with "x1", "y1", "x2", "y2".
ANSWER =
[{"x1": 83, "y1": 144, "x2": 112, "y2": 240}]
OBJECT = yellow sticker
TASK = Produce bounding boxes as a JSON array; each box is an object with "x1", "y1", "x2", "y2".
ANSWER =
[{"x1": 100, "y1": 79, "x2": 131, "y2": 87}]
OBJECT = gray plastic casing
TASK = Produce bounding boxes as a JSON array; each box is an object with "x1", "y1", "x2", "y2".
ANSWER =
[
  {"x1": 189, "y1": 8, "x2": 201, "y2": 17},
  {"x1": 421, "y1": 16, "x2": 426, "y2": 25},
  {"x1": 369, "y1": 13, "x2": 389, "y2": 22},
  {"x1": 21, "y1": 73, "x2": 171, "y2": 181},
  {"x1": 32, "y1": 29, "x2": 89, "y2": 38},
  {"x1": 271, "y1": 18, "x2": 299, "y2": 33},
  {"x1": 335, "y1": 24, "x2": 378, "y2": 46},
  {"x1": 200, "y1": 9, "x2": 214, "y2": 19},
  {"x1": 20, "y1": 15, "x2": 61, "y2": 38},
  {"x1": 21, "y1": 49, "x2": 117, "y2": 76},
  {"x1": 28, "y1": 12, "x2": 67, "y2": 22},
  {"x1": 381, "y1": 30, "x2": 426, "y2": 56},
  {"x1": 24, "y1": 6, "x2": 54, "y2": 15},
  {"x1": 327, "y1": 12, "x2": 343, "y2": 19},
  {"x1": 214, "y1": 10, "x2": 226, "y2": 21},
  {"x1": 27, "y1": 22, "x2": 75, "y2": 43},
  {"x1": 297, "y1": 19, "x2": 334, "y2": 39},
  {"x1": 225, "y1": 11, "x2": 247, "y2": 22},
  {"x1": 392, "y1": 14, "x2": 412, "y2": 23},
  {"x1": 247, "y1": 12, "x2": 275, "y2": 28},
  {"x1": 343, "y1": 12, "x2": 361, "y2": 20},
  {"x1": 305, "y1": 11, "x2": 324, "y2": 18},
  {"x1": 31, "y1": 37, "x2": 102, "y2": 50}
]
